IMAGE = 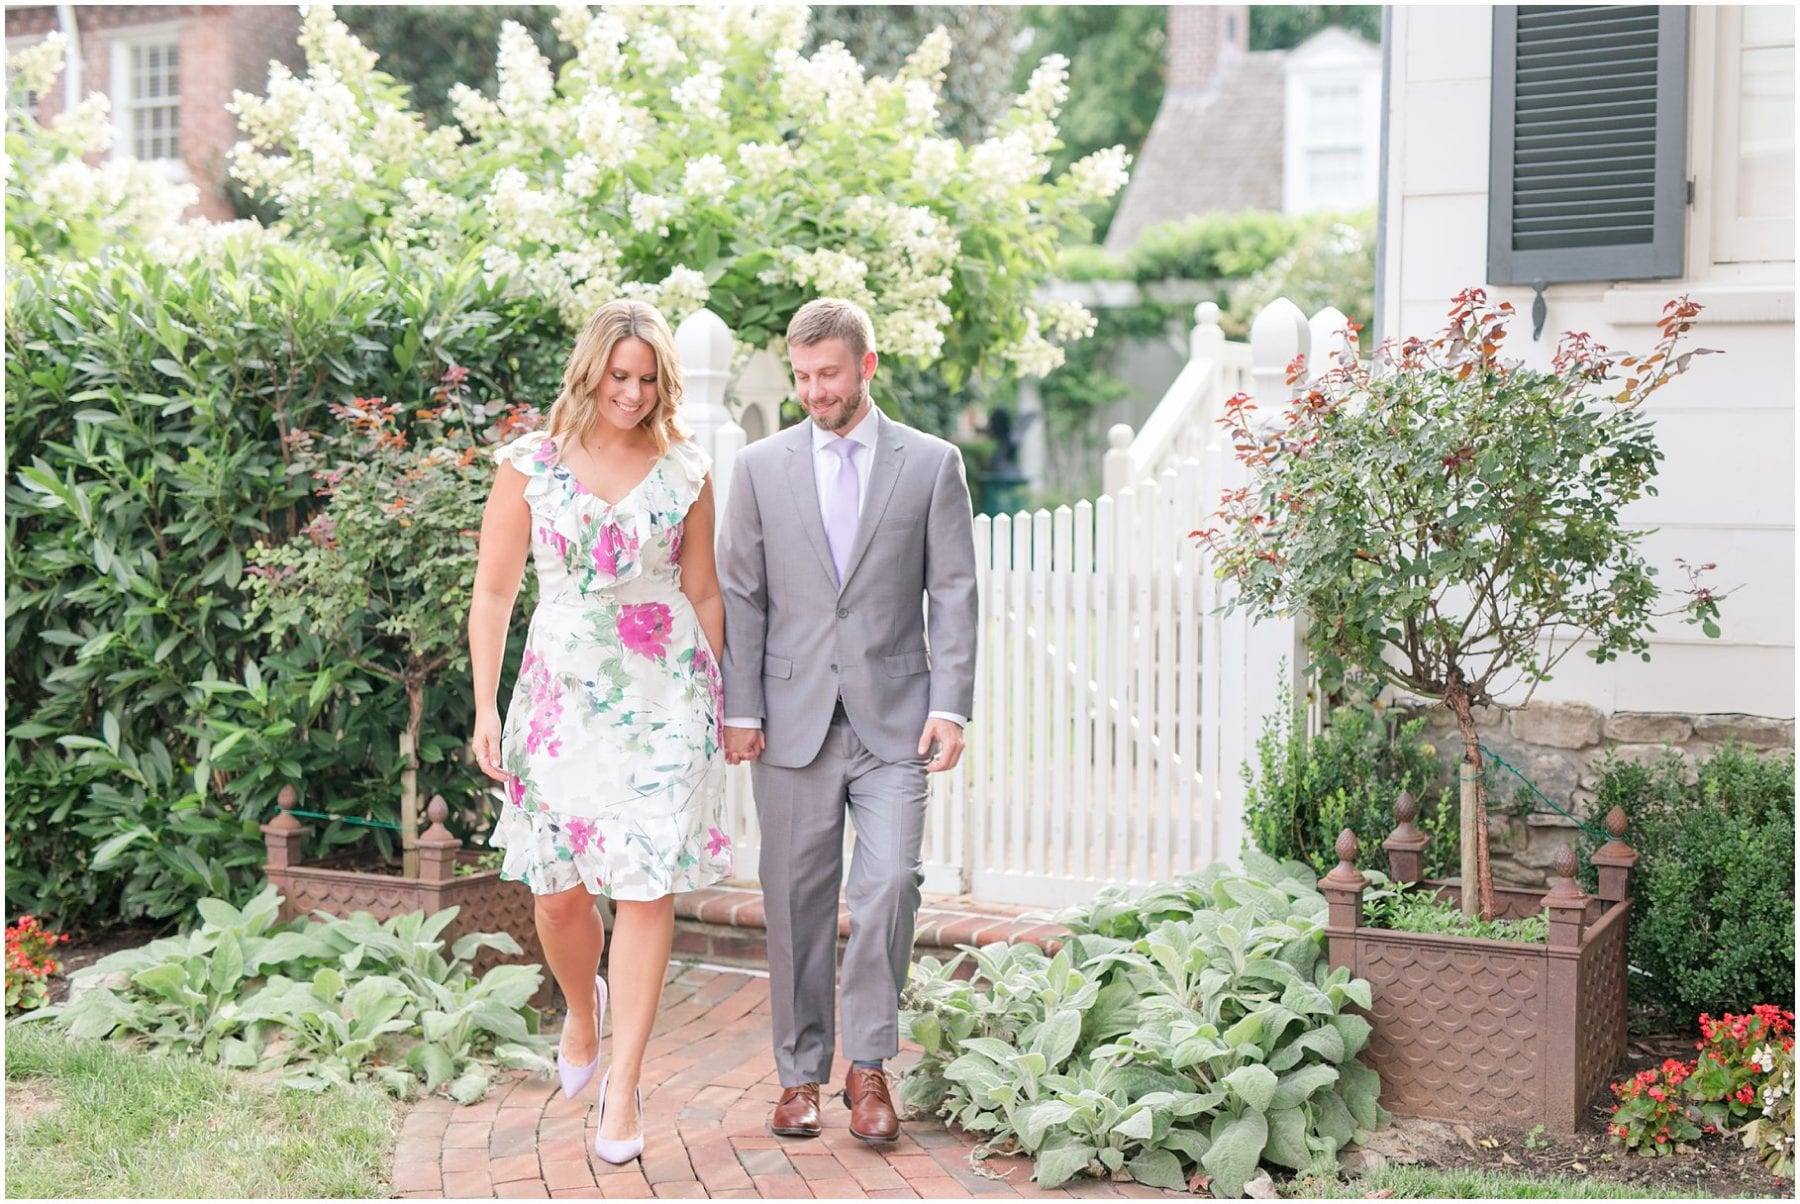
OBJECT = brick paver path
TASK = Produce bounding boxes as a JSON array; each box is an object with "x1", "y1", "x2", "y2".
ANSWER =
[{"x1": 391, "y1": 963, "x2": 1183, "y2": 1200}]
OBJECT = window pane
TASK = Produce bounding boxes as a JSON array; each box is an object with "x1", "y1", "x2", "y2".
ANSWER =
[
  {"x1": 1307, "y1": 147, "x2": 1363, "y2": 208},
  {"x1": 1738, "y1": 44, "x2": 1795, "y2": 219},
  {"x1": 1309, "y1": 82, "x2": 1363, "y2": 145},
  {"x1": 125, "y1": 41, "x2": 180, "y2": 104},
  {"x1": 1743, "y1": 5, "x2": 1794, "y2": 45}
]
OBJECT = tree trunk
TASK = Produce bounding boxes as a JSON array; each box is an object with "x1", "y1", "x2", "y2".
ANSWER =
[
  {"x1": 401, "y1": 677, "x2": 424, "y2": 880},
  {"x1": 1443, "y1": 673, "x2": 1496, "y2": 920},
  {"x1": 1458, "y1": 750, "x2": 1479, "y2": 917}
]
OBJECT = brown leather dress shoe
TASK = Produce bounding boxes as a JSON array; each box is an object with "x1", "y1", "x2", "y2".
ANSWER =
[
  {"x1": 842, "y1": 1066, "x2": 900, "y2": 1143},
  {"x1": 769, "y1": 1083, "x2": 822, "y2": 1138}
]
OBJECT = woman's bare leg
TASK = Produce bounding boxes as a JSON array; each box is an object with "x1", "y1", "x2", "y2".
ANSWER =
[
  {"x1": 535, "y1": 886, "x2": 606, "y2": 1065},
  {"x1": 598, "y1": 894, "x2": 675, "y2": 1139}
]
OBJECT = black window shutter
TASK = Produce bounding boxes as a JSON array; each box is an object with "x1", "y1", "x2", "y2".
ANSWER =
[{"x1": 1487, "y1": 5, "x2": 1688, "y2": 285}]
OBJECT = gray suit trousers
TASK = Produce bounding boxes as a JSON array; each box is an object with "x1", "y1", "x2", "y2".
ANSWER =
[{"x1": 753, "y1": 714, "x2": 927, "y2": 1087}]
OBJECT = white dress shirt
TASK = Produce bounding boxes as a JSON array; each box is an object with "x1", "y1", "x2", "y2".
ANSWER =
[{"x1": 725, "y1": 406, "x2": 966, "y2": 733}]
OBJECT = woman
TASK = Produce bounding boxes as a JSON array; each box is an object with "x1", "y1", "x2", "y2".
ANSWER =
[{"x1": 468, "y1": 299, "x2": 731, "y2": 1164}]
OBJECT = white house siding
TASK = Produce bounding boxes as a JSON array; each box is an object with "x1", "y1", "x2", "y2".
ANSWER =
[{"x1": 1379, "y1": 5, "x2": 1795, "y2": 720}]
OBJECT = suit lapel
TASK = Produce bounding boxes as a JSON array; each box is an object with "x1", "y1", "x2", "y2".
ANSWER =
[
  {"x1": 784, "y1": 424, "x2": 838, "y2": 585},
  {"x1": 839, "y1": 410, "x2": 903, "y2": 592}
]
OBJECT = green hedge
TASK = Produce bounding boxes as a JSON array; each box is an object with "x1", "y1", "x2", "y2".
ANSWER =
[
  {"x1": 1038, "y1": 210, "x2": 1377, "y2": 470},
  {"x1": 1243, "y1": 690, "x2": 1459, "y2": 881},
  {"x1": 4, "y1": 242, "x2": 566, "y2": 931},
  {"x1": 1582, "y1": 743, "x2": 1795, "y2": 1019},
  {"x1": 1052, "y1": 209, "x2": 1371, "y2": 286}
]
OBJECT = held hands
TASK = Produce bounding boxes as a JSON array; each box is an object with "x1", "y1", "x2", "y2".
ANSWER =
[
  {"x1": 918, "y1": 716, "x2": 965, "y2": 774},
  {"x1": 471, "y1": 709, "x2": 506, "y2": 782},
  {"x1": 723, "y1": 725, "x2": 765, "y2": 766}
]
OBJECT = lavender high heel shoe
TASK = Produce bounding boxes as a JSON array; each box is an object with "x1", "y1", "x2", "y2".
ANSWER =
[
  {"x1": 593, "y1": 1069, "x2": 645, "y2": 1164},
  {"x1": 556, "y1": 975, "x2": 607, "y2": 1098}
]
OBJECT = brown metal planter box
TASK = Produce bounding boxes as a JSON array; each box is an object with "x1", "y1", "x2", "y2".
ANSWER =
[
  {"x1": 1318, "y1": 800, "x2": 1639, "y2": 1134},
  {"x1": 260, "y1": 787, "x2": 548, "y2": 1004}
]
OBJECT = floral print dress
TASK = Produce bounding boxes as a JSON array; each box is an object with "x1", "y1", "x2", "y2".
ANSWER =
[{"x1": 489, "y1": 430, "x2": 731, "y2": 899}]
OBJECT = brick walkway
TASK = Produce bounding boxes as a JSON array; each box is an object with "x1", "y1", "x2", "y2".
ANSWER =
[{"x1": 390, "y1": 963, "x2": 1182, "y2": 1201}]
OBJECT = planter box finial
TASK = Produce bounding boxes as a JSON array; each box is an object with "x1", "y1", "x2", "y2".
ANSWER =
[
  {"x1": 1383, "y1": 790, "x2": 1430, "y2": 884},
  {"x1": 261, "y1": 784, "x2": 311, "y2": 869}
]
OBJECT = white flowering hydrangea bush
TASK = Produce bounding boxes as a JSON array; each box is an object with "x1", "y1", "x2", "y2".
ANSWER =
[
  {"x1": 3, "y1": 34, "x2": 205, "y2": 263},
  {"x1": 229, "y1": 5, "x2": 1131, "y2": 392}
]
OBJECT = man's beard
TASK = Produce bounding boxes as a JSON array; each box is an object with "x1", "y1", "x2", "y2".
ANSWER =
[{"x1": 812, "y1": 382, "x2": 869, "y2": 433}]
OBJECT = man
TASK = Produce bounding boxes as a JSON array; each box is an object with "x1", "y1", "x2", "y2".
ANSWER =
[{"x1": 718, "y1": 297, "x2": 978, "y2": 1144}]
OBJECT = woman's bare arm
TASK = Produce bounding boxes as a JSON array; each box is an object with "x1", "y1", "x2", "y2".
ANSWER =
[
  {"x1": 469, "y1": 463, "x2": 531, "y2": 779},
  {"x1": 678, "y1": 476, "x2": 725, "y2": 660}
]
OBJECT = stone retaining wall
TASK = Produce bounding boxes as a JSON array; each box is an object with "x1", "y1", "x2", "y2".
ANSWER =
[{"x1": 1402, "y1": 702, "x2": 1794, "y2": 889}]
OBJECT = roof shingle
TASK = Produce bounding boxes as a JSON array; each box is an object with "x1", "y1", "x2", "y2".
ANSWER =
[{"x1": 1105, "y1": 49, "x2": 1290, "y2": 255}]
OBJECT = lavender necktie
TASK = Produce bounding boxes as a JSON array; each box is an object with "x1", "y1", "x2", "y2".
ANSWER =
[{"x1": 824, "y1": 438, "x2": 860, "y2": 585}]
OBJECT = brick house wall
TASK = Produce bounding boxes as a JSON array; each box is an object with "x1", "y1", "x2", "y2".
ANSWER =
[{"x1": 5, "y1": 4, "x2": 301, "y2": 220}]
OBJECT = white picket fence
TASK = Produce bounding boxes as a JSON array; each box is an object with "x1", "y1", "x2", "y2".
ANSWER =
[
  {"x1": 966, "y1": 459, "x2": 1205, "y2": 903},
  {"x1": 684, "y1": 297, "x2": 1347, "y2": 906},
  {"x1": 1100, "y1": 302, "x2": 1253, "y2": 496}
]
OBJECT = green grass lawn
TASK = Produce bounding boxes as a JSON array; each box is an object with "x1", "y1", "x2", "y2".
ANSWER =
[
  {"x1": 1285, "y1": 1164, "x2": 1696, "y2": 1199},
  {"x1": 4, "y1": 1022, "x2": 401, "y2": 1199}
]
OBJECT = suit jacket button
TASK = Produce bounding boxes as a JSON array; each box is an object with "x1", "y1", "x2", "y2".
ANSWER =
[
  {"x1": 830, "y1": 663, "x2": 838, "y2": 672},
  {"x1": 836, "y1": 607, "x2": 848, "y2": 618}
]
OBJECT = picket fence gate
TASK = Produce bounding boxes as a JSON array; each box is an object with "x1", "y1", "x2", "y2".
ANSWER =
[
  {"x1": 688, "y1": 299, "x2": 1339, "y2": 906},
  {"x1": 716, "y1": 442, "x2": 1305, "y2": 907}
]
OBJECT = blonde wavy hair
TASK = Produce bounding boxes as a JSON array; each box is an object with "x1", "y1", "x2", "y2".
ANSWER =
[{"x1": 547, "y1": 299, "x2": 686, "y2": 453}]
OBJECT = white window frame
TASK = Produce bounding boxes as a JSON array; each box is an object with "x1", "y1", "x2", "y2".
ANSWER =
[
  {"x1": 1709, "y1": 5, "x2": 1794, "y2": 264},
  {"x1": 1599, "y1": 8, "x2": 1793, "y2": 324},
  {"x1": 108, "y1": 23, "x2": 188, "y2": 182}
]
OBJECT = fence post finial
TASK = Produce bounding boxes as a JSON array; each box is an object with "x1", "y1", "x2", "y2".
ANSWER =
[
  {"x1": 1308, "y1": 305, "x2": 1354, "y2": 373},
  {"x1": 1190, "y1": 300, "x2": 1225, "y2": 361},
  {"x1": 1249, "y1": 296, "x2": 1309, "y2": 416},
  {"x1": 1102, "y1": 423, "x2": 1135, "y2": 496}
]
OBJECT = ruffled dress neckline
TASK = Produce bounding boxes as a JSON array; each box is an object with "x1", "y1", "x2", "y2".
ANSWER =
[{"x1": 545, "y1": 435, "x2": 670, "y2": 512}]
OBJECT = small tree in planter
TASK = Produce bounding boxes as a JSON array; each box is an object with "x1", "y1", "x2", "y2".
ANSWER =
[
  {"x1": 1200, "y1": 290, "x2": 1723, "y2": 918},
  {"x1": 248, "y1": 371, "x2": 537, "y2": 875}
]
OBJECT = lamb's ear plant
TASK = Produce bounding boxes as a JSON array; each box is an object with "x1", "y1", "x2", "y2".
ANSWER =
[
  {"x1": 901, "y1": 852, "x2": 1386, "y2": 1198},
  {"x1": 1200, "y1": 291, "x2": 1724, "y2": 919},
  {"x1": 21, "y1": 886, "x2": 552, "y2": 1104},
  {"x1": 43, "y1": 885, "x2": 308, "y2": 1059},
  {"x1": 1359, "y1": 873, "x2": 1550, "y2": 944}
]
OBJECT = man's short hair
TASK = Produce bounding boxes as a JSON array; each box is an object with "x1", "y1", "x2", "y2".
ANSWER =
[{"x1": 787, "y1": 298, "x2": 876, "y2": 362}]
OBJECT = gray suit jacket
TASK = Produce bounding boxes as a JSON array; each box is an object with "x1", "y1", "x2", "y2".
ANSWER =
[{"x1": 719, "y1": 407, "x2": 979, "y2": 769}]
